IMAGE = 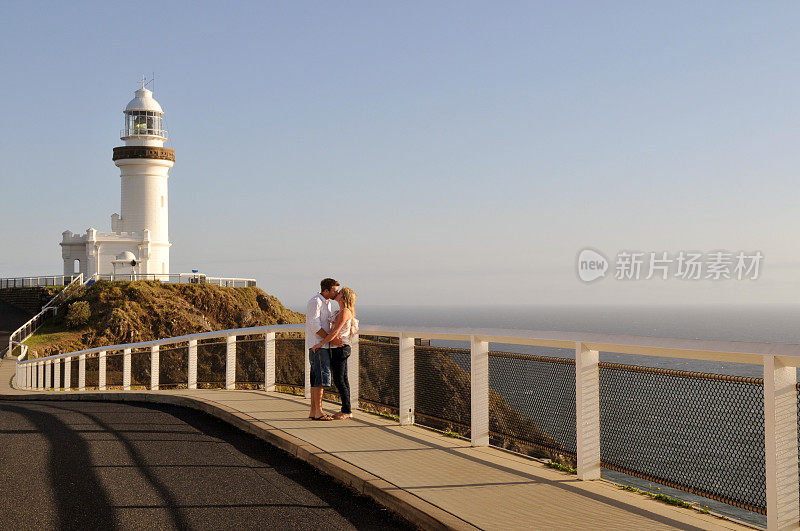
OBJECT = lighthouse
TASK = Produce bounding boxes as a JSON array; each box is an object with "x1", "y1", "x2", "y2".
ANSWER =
[{"x1": 60, "y1": 81, "x2": 176, "y2": 278}]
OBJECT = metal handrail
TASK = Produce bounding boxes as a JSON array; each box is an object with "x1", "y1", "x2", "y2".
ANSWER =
[
  {"x1": 17, "y1": 322, "x2": 800, "y2": 366},
  {"x1": 0, "y1": 275, "x2": 81, "y2": 289},
  {"x1": 6, "y1": 274, "x2": 84, "y2": 357},
  {"x1": 120, "y1": 128, "x2": 168, "y2": 139},
  {"x1": 90, "y1": 273, "x2": 256, "y2": 287}
]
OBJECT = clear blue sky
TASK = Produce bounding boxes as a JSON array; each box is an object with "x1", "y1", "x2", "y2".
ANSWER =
[{"x1": 2, "y1": 2, "x2": 798, "y2": 309}]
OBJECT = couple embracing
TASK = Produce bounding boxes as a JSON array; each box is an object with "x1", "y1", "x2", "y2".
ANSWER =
[{"x1": 306, "y1": 278, "x2": 358, "y2": 421}]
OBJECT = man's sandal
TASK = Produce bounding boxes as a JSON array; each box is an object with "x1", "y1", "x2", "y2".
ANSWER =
[{"x1": 311, "y1": 414, "x2": 334, "y2": 421}]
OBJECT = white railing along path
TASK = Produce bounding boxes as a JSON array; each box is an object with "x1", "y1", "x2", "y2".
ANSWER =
[{"x1": 14, "y1": 324, "x2": 800, "y2": 530}]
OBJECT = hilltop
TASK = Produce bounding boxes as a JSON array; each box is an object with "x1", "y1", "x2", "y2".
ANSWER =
[{"x1": 26, "y1": 280, "x2": 303, "y2": 357}]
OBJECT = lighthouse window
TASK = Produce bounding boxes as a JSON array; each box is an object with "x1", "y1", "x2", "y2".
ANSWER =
[{"x1": 124, "y1": 111, "x2": 164, "y2": 137}]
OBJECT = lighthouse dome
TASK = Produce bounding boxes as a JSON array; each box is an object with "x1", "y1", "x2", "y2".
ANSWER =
[
  {"x1": 125, "y1": 88, "x2": 164, "y2": 113},
  {"x1": 116, "y1": 251, "x2": 137, "y2": 262}
]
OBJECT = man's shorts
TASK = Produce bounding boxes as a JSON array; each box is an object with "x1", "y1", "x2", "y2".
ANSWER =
[{"x1": 309, "y1": 347, "x2": 331, "y2": 387}]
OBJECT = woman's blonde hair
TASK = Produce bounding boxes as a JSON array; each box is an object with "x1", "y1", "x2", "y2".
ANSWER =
[{"x1": 340, "y1": 286, "x2": 357, "y2": 317}]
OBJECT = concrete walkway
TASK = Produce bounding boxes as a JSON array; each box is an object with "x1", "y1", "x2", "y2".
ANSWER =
[{"x1": 0, "y1": 358, "x2": 751, "y2": 530}]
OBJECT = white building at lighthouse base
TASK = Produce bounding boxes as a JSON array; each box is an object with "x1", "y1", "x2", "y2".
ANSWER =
[{"x1": 60, "y1": 227, "x2": 170, "y2": 277}]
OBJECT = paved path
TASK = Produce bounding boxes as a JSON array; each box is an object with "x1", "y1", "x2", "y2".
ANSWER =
[
  {"x1": 0, "y1": 400, "x2": 413, "y2": 530},
  {"x1": 0, "y1": 358, "x2": 751, "y2": 530}
]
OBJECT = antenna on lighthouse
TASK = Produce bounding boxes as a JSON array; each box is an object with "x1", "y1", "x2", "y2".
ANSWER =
[{"x1": 140, "y1": 74, "x2": 153, "y2": 91}]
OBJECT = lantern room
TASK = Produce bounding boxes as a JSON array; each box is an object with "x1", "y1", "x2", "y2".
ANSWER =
[{"x1": 120, "y1": 87, "x2": 167, "y2": 142}]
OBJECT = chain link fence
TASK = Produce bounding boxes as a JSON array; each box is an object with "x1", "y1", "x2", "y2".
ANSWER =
[
  {"x1": 158, "y1": 344, "x2": 188, "y2": 389},
  {"x1": 403, "y1": 345, "x2": 772, "y2": 514},
  {"x1": 489, "y1": 350, "x2": 576, "y2": 458},
  {"x1": 235, "y1": 336, "x2": 265, "y2": 389},
  {"x1": 275, "y1": 336, "x2": 305, "y2": 391},
  {"x1": 413, "y1": 345, "x2": 471, "y2": 436},
  {"x1": 358, "y1": 336, "x2": 400, "y2": 416},
  {"x1": 599, "y1": 362, "x2": 765, "y2": 513}
]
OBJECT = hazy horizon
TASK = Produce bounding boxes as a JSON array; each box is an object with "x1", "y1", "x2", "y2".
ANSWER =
[{"x1": 3, "y1": 2, "x2": 799, "y2": 308}]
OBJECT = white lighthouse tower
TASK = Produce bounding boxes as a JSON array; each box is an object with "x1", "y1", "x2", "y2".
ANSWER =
[{"x1": 60, "y1": 81, "x2": 176, "y2": 278}]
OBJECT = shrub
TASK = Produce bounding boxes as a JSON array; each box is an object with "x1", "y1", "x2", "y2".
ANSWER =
[{"x1": 65, "y1": 301, "x2": 91, "y2": 329}]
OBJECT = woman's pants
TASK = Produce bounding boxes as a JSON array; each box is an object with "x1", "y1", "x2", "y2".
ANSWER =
[{"x1": 329, "y1": 344, "x2": 351, "y2": 414}]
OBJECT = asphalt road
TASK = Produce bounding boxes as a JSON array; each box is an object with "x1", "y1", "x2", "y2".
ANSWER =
[{"x1": 0, "y1": 400, "x2": 415, "y2": 530}]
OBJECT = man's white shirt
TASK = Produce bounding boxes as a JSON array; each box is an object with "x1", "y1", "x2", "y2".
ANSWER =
[{"x1": 306, "y1": 293, "x2": 333, "y2": 349}]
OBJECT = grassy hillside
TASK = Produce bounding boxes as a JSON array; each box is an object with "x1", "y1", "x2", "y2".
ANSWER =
[{"x1": 26, "y1": 280, "x2": 303, "y2": 357}]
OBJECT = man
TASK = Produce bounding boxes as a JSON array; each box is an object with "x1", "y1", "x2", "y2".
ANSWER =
[{"x1": 306, "y1": 278, "x2": 342, "y2": 420}]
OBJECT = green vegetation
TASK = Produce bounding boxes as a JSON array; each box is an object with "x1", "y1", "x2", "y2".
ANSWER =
[
  {"x1": 620, "y1": 485, "x2": 711, "y2": 514},
  {"x1": 65, "y1": 301, "x2": 91, "y2": 329},
  {"x1": 545, "y1": 461, "x2": 577, "y2": 474}
]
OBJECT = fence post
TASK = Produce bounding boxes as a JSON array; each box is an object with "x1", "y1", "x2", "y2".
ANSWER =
[
  {"x1": 64, "y1": 357, "x2": 71, "y2": 390},
  {"x1": 304, "y1": 332, "x2": 311, "y2": 399},
  {"x1": 764, "y1": 355, "x2": 799, "y2": 530},
  {"x1": 151, "y1": 344, "x2": 159, "y2": 390},
  {"x1": 123, "y1": 348, "x2": 132, "y2": 390},
  {"x1": 78, "y1": 354, "x2": 85, "y2": 391},
  {"x1": 54, "y1": 358, "x2": 60, "y2": 390},
  {"x1": 575, "y1": 341, "x2": 601, "y2": 480},
  {"x1": 45, "y1": 360, "x2": 51, "y2": 390},
  {"x1": 27, "y1": 363, "x2": 32, "y2": 389},
  {"x1": 226, "y1": 335, "x2": 236, "y2": 390},
  {"x1": 399, "y1": 334, "x2": 415, "y2": 426},
  {"x1": 188, "y1": 339, "x2": 198, "y2": 390},
  {"x1": 98, "y1": 351, "x2": 106, "y2": 390},
  {"x1": 264, "y1": 332, "x2": 275, "y2": 392},
  {"x1": 470, "y1": 336, "x2": 489, "y2": 446},
  {"x1": 37, "y1": 361, "x2": 43, "y2": 390},
  {"x1": 349, "y1": 334, "x2": 359, "y2": 411}
]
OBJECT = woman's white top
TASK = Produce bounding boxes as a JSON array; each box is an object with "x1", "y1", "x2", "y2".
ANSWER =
[{"x1": 329, "y1": 310, "x2": 358, "y2": 345}]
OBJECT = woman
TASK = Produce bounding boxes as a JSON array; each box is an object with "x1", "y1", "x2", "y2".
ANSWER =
[{"x1": 312, "y1": 287, "x2": 358, "y2": 420}]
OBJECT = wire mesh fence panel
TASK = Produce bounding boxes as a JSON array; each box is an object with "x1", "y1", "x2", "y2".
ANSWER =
[
  {"x1": 84, "y1": 354, "x2": 99, "y2": 389},
  {"x1": 414, "y1": 344, "x2": 471, "y2": 437},
  {"x1": 68, "y1": 358, "x2": 78, "y2": 388},
  {"x1": 131, "y1": 348, "x2": 151, "y2": 387},
  {"x1": 358, "y1": 336, "x2": 399, "y2": 415},
  {"x1": 197, "y1": 340, "x2": 227, "y2": 387},
  {"x1": 236, "y1": 337, "x2": 265, "y2": 389},
  {"x1": 599, "y1": 362, "x2": 766, "y2": 514},
  {"x1": 106, "y1": 352, "x2": 124, "y2": 388},
  {"x1": 275, "y1": 337, "x2": 305, "y2": 389},
  {"x1": 488, "y1": 351, "x2": 576, "y2": 460},
  {"x1": 159, "y1": 345, "x2": 188, "y2": 388}
]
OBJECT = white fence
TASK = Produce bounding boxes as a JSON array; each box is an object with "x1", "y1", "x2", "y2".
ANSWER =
[
  {"x1": 13, "y1": 324, "x2": 800, "y2": 530},
  {"x1": 0, "y1": 273, "x2": 256, "y2": 289},
  {"x1": 0, "y1": 275, "x2": 81, "y2": 288},
  {"x1": 90, "y1": 273, "x2": 256, "y2": 287}
]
